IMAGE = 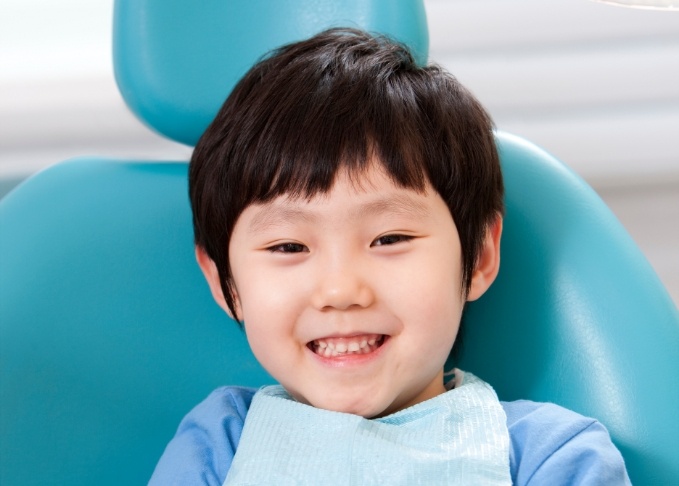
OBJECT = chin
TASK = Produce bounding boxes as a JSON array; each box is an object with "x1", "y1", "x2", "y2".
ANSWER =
[{"x1": 310, "y1": 395, "x2": 388, "y2": 418}]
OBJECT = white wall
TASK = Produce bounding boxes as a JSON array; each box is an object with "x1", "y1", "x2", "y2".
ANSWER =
[
  {"x1": 427, "y1": 0, "x2": 679, "y2": 187},
  {"x1": 0, "y1": 0, "x2": 191, "y2": 187},
  {"x1": 1, "y1": 0, "x2": 677, "y2": 303},
  {"x1": 1, "y1": 0, "x2": 678, "y2": 188}
]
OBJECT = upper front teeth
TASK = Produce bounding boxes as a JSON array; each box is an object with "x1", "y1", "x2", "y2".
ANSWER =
[
  {"x1": 312, "y1": 335, "x2": 382, "y2": 357},
  {"x1": 347, "y1": 342, "x2": 360, "y2": 352}
]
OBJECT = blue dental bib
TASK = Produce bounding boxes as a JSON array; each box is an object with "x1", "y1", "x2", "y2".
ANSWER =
[{"x1": 224, "y1": 371, "x2": 511, "y2": 485}]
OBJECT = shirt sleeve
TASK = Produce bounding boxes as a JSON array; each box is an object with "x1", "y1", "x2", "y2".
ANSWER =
[
  {"x1": 503, "y1": 400, "x2": 631, "y2": 485},
  {"x1": 148, "y1": 386, "x2": 256, "y2": 486}
]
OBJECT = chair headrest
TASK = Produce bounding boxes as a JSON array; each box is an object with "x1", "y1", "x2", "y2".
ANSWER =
[{"x1": 113, "y1": 0, "x2": 429, "y2": 146}]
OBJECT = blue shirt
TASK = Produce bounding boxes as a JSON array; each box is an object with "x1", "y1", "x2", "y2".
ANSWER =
[{"x1": 149, "y1": 386, "x2": 630, "y2": 485}]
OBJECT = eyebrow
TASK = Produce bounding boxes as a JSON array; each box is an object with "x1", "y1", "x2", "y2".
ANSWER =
[
  {"x1": 356, "y1": 195, "x2": 430, "y2": 220},
  {"x1": 247, "y1": 193, "x2": 431, "y2": 234},
  {"x1": 248, "y1": 206, "x2": 317, "y2": 234}
]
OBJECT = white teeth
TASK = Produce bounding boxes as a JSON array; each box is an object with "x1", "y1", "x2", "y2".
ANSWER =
[{"x1": 312, "y1": 335, "x2": 384, "y2": 357}]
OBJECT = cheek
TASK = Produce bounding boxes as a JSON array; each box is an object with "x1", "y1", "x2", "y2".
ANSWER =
[
  {"x1": 235, "y1": 271, "x2": 307, "y2": 361},
  {"x1": 405, "y1": 302, "x2": 461, "y2": 378},
  {"x1": 396, "y1": 255, "x2": 464, "y2": 355},
  {"x1": 243, "y1": 325, "x2": 278, "y2": 371},
  {"x1": 234, "y1": 260, "x2": 304, "y2": 321},
  {"x1": 241, "y1": 309, "x2": 293, "y2": 381},
  {"x1": 393, "y1": 249, "x2": 464, "y2": 314}
]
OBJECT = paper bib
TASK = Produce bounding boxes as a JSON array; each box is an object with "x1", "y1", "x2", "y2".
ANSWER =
[{"x1": 224, "y1": 370, "x2": 511, "y2": 485}]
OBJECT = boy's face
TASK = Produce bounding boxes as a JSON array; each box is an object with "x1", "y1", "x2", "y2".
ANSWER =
[{"x1": 200, "y1": 162, "x2": 500, "y2": 418}]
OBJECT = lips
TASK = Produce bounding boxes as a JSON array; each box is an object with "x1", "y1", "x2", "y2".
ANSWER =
[{"x1": 308, "y1": 334, "x2": 385, "y2": 358}]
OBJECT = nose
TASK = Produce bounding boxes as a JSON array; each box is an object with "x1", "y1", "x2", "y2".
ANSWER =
[{"x1": 310, "y1": 259, "x2": 374, "y2": 311}]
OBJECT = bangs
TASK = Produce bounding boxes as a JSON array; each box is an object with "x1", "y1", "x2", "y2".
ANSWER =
[{"x1": 222, "y1": 35, "x2": 437, "y2": 205}]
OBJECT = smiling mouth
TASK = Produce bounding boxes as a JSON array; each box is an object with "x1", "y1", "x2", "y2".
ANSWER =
[{"x1": 308, "y1": 334, "x2": 386, "y2": 358}]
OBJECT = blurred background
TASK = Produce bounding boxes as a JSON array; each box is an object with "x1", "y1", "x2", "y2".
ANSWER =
[{"x1": 1, "y1": 0, "x2": 677, "y2": 304}]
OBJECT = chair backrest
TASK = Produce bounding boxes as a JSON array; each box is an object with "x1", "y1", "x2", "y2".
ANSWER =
[
  {"x1": 113, "y1": 0, "x2": 428, "y2": 146},
  {"x1": 460, "y1": 133, "x2": 679, "y2": 485},
  {"x1": 1, "y1": 1, "x2": 677, "y2": 485}
]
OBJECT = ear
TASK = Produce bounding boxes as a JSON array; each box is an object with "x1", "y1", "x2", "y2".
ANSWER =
[
  {"x1": 467, "y1": 215, "x2": 503, "y2": 302},
  {"x1": 195, "y1": 246, "x2": 241, "y2": 320}
]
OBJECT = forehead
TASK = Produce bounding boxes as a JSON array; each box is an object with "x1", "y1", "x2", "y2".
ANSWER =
[{"x1": 242, "y1": 165, "x2": 441, "y2": 234}]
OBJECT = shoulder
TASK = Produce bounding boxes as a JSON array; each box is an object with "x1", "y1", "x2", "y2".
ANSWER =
[
  {"x1": 179, "y1": 385, "x2": 256, "y2": 429},
  {"x1": 149, "y1": 386, "x2": 257, "y2": 486},
  {"x1": 501, "y1": 400, "x2": 630, "y2": 485}
]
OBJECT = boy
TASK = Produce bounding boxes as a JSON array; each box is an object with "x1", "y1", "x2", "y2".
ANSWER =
[{"x1": 150, "y1": 28, "x2": 629, "y2": 484}]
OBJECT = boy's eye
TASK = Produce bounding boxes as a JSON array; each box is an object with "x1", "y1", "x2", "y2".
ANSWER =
[
  {"x1": 371, "y1": 234, "x2": 413, "y2": 247},
  {"x1": 267, "y1": 242, "x2": 308, "y2": 253}
]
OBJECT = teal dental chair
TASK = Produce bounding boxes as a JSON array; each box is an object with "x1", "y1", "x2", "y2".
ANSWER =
[{"x1": 1, "y1": 1, "x2": 677, "y2": 485}]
